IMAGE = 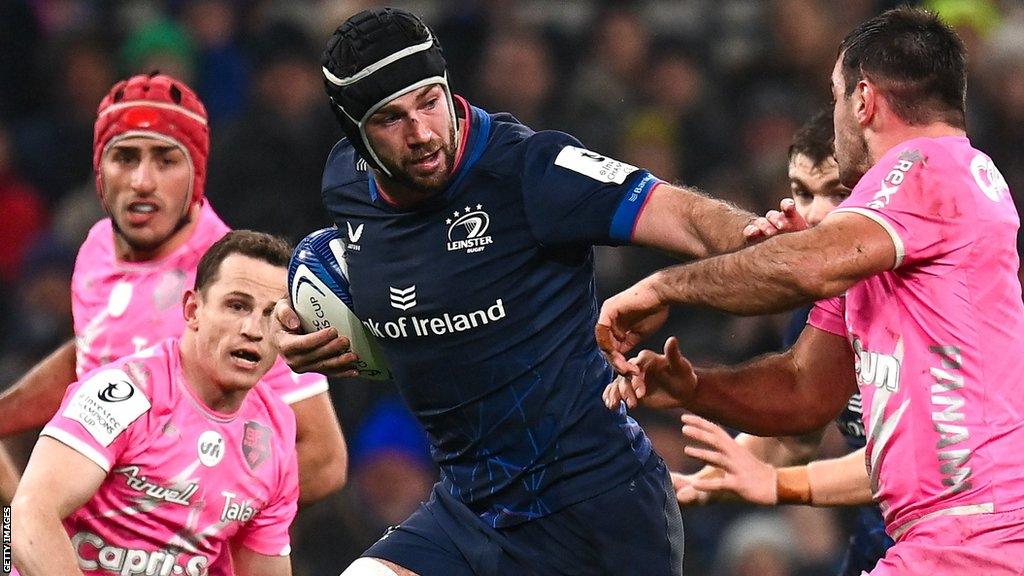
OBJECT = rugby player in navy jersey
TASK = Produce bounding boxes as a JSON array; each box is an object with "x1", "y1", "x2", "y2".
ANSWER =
[
  {"x1": 671, "y1": 111, "x2": 893, "y2": 576},
  {"x1": 272, "y1": 8, "x2": 783, "y2": 576}
]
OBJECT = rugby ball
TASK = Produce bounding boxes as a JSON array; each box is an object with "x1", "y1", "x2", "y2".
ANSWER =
[{"x1": 288, "y1": 227, "x2": 392, "y2": 380}]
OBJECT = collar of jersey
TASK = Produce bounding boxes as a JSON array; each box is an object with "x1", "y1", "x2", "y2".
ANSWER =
[{"x1": 367, "y1": 95, "x2": 492, "y2": 208}]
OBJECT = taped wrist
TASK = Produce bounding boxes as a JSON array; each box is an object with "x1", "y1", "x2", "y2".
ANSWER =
[{"x1": 775, "y1": 466, "x2": 812, "y2": 505}]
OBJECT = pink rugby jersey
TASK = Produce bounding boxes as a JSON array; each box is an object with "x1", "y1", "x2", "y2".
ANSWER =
[
  {"x1": 72, "y1": 201, "x2": 327, "y2": 404},
  {"x1": 809, "y1": 136, "x2": 1024, "y2": 539},
  {"x1": 40, "y1": 338, "x2": 298, "y2": 576}
]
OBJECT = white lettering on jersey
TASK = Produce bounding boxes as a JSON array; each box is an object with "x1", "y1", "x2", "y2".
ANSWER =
[
  {"x1": 554, "y1": 146, "x2": 638, "y2": 184},
  {"x1": 364, "y1": 298, "x2": 507, "y2": 339},
  {"x1": 72, "y1": 531, "x2": 209, "y2": 576},
  {"x1": 220, "y1": 491, "x2": 259, "y2": 522},
  {"x1": 63, "y1": 369, "x2": 151, "y2": 446},
  {"x1": 852, "y1": 337, "x2": 901, "y2": 392},
  {"x1": 929, "y1": 345, "x2": 973, "y2": 494}
]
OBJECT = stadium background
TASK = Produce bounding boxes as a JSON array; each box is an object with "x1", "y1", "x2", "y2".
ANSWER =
[{"x1": 1, "y1": 0, "x2": 1022, "y2": 574}]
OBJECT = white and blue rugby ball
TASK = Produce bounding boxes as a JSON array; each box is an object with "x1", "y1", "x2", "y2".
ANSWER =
[{"x1": 288, "y1": 227, "x2": 392, "y2": 380}]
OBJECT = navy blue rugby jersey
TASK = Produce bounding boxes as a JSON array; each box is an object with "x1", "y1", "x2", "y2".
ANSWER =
[{"x1": 320, "y1": 96, "x2": 661, "y2": 528}]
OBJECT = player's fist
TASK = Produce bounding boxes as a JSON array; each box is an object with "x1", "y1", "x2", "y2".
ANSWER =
[
  {"x1": 602, "y1": 337, "x2": 696, "y2": 410},
  {"x1": 596, "y1": 277, "x2": 670, "y2": 376}
]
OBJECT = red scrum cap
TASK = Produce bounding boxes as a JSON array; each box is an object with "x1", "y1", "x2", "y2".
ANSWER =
[{"x1": 93, "y1": 72, "x2": 209, "y2": 205}]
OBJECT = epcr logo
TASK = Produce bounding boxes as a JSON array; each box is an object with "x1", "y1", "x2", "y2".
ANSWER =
[
  {"x1": 198, "y1": 430, "x2": 226, "y2": 467},
  {"x1": 97, "y1": 380, "x2": 135, "y2": 403}
]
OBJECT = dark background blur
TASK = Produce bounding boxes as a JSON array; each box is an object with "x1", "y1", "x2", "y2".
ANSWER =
[{"x1": 1, "y1": 1, "x2": 1022, "y2": 574}]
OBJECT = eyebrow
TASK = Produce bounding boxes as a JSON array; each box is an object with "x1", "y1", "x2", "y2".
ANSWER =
[
  {"x1": 790, "y1": 175, "x2": 844, "y2": 190},
  {"x1": 224, "y1": 291, "x2": 255, "y2": 301},
  {"x1": 373, "y1": 85, "x2": 441, "y2": 117}
]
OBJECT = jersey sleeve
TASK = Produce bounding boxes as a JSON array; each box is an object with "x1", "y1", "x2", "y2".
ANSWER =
[
  {"x1": 234, "y1": 410, "x2": 299, "y2": 556},
  {"x1": 40, "y1": 367, "x2": 152, "y2": 472},
  {"x1": 519, "y1": 131, "x2": 663, "y2": 246},
  {"x1": 807, "y1": 296, "x2": 847, "y2": 338},
  {"x1": 830, "y1": 147, "x2": 974, "y2": 269},
  {"x1": 260, "y1": 357, "x2": 328, "y2": 405}
]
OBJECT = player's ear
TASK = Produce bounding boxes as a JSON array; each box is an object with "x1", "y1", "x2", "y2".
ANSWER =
[
  {"x1": 183, "y1": 289, "x2": 200, "y2": 329},
  {"x1": 855, "y1": 79, "x2": 875, "y2": 126}
]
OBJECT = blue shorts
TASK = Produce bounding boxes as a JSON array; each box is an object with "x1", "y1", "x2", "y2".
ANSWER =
[{"x1": 363, "y1": 456, "x2": 684, "y2": 576}]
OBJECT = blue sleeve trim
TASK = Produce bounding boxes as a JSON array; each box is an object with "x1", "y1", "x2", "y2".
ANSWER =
[{"x1": 609, "y1": 172, "x2": 660, "y2": 243}]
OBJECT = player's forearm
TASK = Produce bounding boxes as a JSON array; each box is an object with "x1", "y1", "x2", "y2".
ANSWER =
[
  {"x1": 776, "y1": 448, "x2": 873, "y2": 507},
  {"x1": 296, "y1": 436, "x2": 347, "y2": 505},
  {"x1": 0, "y1": 444, "x2": 20, "y2": 505},
  {"x1": 648, "y1": 239, "x2": 826, "y2": 317},
  {"x1": 807, "y1": 448, "x2": 873, "y2": 506},
  {"x1": 735, "y1": 433, "x2": 821, "y2": 468},
  {"x1": 0, "y1": 340, "x2": 78, "y2": 435},
  {"x1": 676, "y1": 186, "x2": 758, "y2": 257},
  {"x1": 687, "y1": 355, "x2": 839, "y2": 436},
  {"x1": 10, "y1": 499, "x2": 84, "y2": 576},
  {"x1": 292, "y1": 393, "x2": 348, "y2": 505}
]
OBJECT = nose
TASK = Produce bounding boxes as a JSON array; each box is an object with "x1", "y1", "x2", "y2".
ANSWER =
[
  {"x1": 240, "y1": 313, "x2": 265, "y2": 341},
  {"x1": 805, "y1": 198, "x2": 832, "y2": 227},
  {"x1": 404, "y1": 113, "x2": 433, "y2": 146},
  {"x1": 131, "y1": 158, "x2": 158, "y2": 194}
]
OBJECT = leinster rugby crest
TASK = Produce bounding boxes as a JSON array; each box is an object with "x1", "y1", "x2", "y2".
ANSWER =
[
  {"x1": 242, "y1": 421, "x2": 272, "y2": 471},
  {"x1": 446, "y1": 204, "x2": 493, "y2": 254}
]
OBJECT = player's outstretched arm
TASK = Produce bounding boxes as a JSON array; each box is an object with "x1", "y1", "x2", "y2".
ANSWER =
[
  {"x1": 606, "y1": 326, "x2": 856, "y2": 436},
  {"x1": 11, "y1": 437, "x2": 106, "y2": 576},
  {"x1": 292, "y1": 392, "x2": 348, "y2": 505},
  {"x1": 597, "y1": 212, "x2": 893, "y2": 373},
  {"x1": 231, "y1": 544, "x2": 292, "y2": 576},
  {"x1": 672, "y1": 428, "x2": 826, "y2": 506},
  {"x1": 682, "y1": 416, "x2": 872, "y2": 506},
  {"x1": 0, "y1": 339, "x2": 78, "y2": 436},
  {"x1": 633, "y1": 185, "x2": 812, "y2": 259},
  {"x1": 0, "y1": 443, "x2": 19, "y2": 505},
  {"x1": 271, "y1": 299, "x2": 361, "y2": 378}
]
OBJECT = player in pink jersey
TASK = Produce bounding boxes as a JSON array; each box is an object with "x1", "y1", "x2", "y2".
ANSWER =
[
  {"x1": 0, "y1": 73, "x2": 347, "y2": 505},
  {"x1": 11, "y1": 230, "x2": 299, "y2": 576},
  {"x1": 597, "y1": 7, "x2": 1024, "y2": 574}
]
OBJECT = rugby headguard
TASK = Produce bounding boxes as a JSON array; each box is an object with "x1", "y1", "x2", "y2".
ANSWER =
[
  {"x1": 93, "y1": 72, "x2": 209, "y2": 206},
  {"x1": 321, "y1": 7, "x2": 456, "y2": 177}
]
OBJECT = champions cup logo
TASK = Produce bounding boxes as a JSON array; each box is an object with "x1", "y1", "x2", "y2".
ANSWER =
[
  {"x1": 98, "y1": 380, "x2": 135, "y2": 403},
  {"x1": 242, "y1": 421, "x2": 272, "y2": 471},
  {"x1": 446, "y1": 204, "x2": 493, "y2": 253}
]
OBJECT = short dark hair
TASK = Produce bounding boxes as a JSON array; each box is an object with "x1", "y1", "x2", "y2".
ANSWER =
[
  {"x1": 194, "y1": 230, "x2": 292, "y2": 294},
  {"x1": 788, "y1": 109, "x2": 835, "y2": 166},
  {"x1": 838, "y1": 7, "x2": 966, "y2": 129}
]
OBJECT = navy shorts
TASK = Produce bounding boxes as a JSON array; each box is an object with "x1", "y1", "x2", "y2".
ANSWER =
[{"x1": 363, "y1": 456, "x2": 684, "y2": 576}]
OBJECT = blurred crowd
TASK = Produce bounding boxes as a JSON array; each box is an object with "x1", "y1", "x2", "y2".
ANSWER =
[{"x1": 1, "y1": 0, "x2": 1022, "y2": 574}]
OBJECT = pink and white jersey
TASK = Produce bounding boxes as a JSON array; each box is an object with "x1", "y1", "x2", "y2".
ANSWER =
[
  {"x1": 809, "y1": 136, "x2": 1024, "y2": 539},
  {"x1": 72, "y1": 201, "x2": 328, "y2": 405},
  {"x1": 40, "y1": 338, "x2": 299, "y2": 576}
]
